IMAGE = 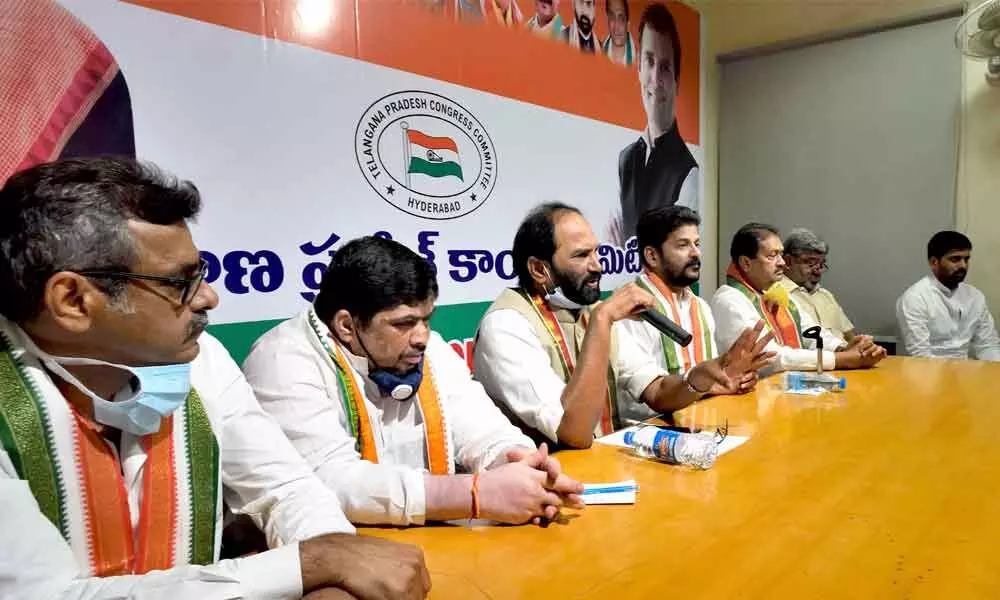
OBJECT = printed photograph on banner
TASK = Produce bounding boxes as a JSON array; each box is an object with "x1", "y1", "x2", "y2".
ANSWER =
[
  {"x1": 564, "y1": 0, "x2": 598, "y2": 53},
  {"x1": 602, "y1": 0, "x2": 635, "y2": 66},
  {"x1": 457, "y1": 0, "x2": 525, "y2": 25},
  {"x1": 525, "y1": 0, "x2": 565, "y2": 40},
  {"x1": 607, "y1": 1, "x2": 699, "y2": 247},
  {"x1": 0, "y1": 0, "x2": 135, "y2": 184}
]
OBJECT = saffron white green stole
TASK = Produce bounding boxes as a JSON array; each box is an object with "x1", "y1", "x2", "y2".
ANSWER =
[
  {"x1": 303, "y1": 308, "x2": 455, "y2": 475},
  {"x1": 0, "y1": 327, "x2": 220, "y2": 576}
]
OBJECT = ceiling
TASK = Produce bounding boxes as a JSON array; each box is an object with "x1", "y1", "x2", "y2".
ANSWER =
[{"x1": 692, "y1": 0, "x2": 963, "y2": 55}]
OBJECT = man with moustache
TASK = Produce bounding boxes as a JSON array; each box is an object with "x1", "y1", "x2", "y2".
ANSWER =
[
  {"x1": 0, "y1": 158, "x2": 429, "y2": 600},
  {"x1": 777, "y1": 228, "x2": 857, "y2": 343},
  {"x1": 474, "y1": 203, "x2": 774, "y2": 449},
  {"x1": 713, "y1": 222, "x2": 886, "y2": 374},
  {"x1": 896, "y1": 231, "x2": 1000, "y2": 360},
  {"x1": 526, "y1": 0, "x2": 564, "y2": 39},
  {"x1": 616, "y1": 208, "x2": 759, "y2": 415},
  {"x1": 562, "y1": 0, "x2": 599, "y2": 53},
  {"x1": 608, "y1": 2, "x2": 698, "y2": 246},
  {"x1": 602, "y1": 0, "x2": 635, "y2": 66},
  {"x1": 244, "y1": 235, "x2": 584, "y2": 527}
]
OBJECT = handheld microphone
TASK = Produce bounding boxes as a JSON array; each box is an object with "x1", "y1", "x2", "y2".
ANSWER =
[{"x1": 639, "y1": 310, "x2": 693, "y2": 347}]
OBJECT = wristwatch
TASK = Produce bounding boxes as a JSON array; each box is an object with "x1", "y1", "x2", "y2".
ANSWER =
[{"x1": 683, "y1": 370, "x2": 710, "y2": 395}]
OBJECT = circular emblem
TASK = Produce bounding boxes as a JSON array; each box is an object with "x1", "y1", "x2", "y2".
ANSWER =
[{"x1": 355, "y1": 90, "x2": 497, "y2": 220}]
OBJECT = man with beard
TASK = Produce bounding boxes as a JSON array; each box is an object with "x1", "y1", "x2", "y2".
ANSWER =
[
  {"x1": 562, "y1": 0, "x2": 599, "y2": 53},
  {"x1": 713, "y1": 222, "x2": 886, "y2": 374},
  {"x1": 602, "y1": 0, "x2": 635, "y2": 66},
  {"x1": 0, "y1": 158, "x2": 430, "y2": 600},
  {"x1": 526, "y1": 0, "x2": 564, "y2": 39},
  {"x1": 607, "y1": 2, "x2": 698, "y2": 246},
  {"x1": 616, "y1": 208, "x2": 760, "y2": 415},
  {"x1": 244, "y1": 236, "x2": 585, "y2": 527},
  {"x1": 474, "y1": 203, "x2": 774, "y2": 449},
  {"x1": 896, "y1": 231, "x2": 1000, "y2": 360},
  {"x1": 777, "y1": 228, "x2": 857, "y2": 343}
]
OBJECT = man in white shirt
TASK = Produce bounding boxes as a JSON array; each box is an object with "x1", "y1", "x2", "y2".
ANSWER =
[
  {"x1": 563, "y1": 0, "x2": 599, "y2": 52},
  {"x1": 618, "y1": 206, "x2": 768, "y2": 411},
  {"x1": 712, "y1": 222, "x2": 886, "y2": 373},
  {"x1": 896, "y1": 231, "x2": 1000, "y2": 360},
  {"x1": 0, "y1": 158, "x2": 428, "y2": 600},
  {"x1": 778, "y1": 228, "x2": 857, "y2": 342},
  {"x1": 244, "y1": 236, "x2": 584, "y2": 527},
  {"x1": 474, "y1": 203, "x2": 773, "y2": 449}
]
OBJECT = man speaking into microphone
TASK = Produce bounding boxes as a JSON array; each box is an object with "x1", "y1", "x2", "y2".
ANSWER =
[
  {"x1": 475, "y1": 203, "x2": 775, "y2": 449},
  {"x1": 617, "y1": 207, "x2": 765, "y2": 420}
]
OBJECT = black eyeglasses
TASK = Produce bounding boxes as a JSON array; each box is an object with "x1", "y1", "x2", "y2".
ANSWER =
[{"x1": 78, "y1": 258, "x2": 209, "y2": 305}]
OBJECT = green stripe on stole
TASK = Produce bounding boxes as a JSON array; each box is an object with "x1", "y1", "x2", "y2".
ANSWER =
[
  {"x1": 0, "y1": 331, "x2": 69, "y2": 539},
  {"x1": 634, "y1": 278, "x2": 682, "y2": 375},
  {"x1": 185, "y1": 389, "x2": 220, "y2": 565}
]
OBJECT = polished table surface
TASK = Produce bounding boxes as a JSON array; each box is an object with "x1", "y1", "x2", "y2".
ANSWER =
[{"x1": 366, "y1": 357, "x2": 1000, "y2": 598}]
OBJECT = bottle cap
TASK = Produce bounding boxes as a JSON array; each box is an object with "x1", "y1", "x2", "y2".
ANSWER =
[{"x1": 838, "y1": 377, "x2": 847, "y2": 390}]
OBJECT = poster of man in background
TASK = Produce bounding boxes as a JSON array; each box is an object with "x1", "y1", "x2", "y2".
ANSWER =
[
  {"x1": 602, "y1": 0, "x2": 635, "y2": 66},
  {"x1": 608, "y1": 2, "x2": 698, "y2": 246},
  {"x1": 526, "y1": 0, "x2": 564, "y2": 39},
  {"x1": 458, "y1": 0, "x2": 525, "y2": 25},
  {"x1": 0, "y1": 0, "x2": 135, "y2": 184},
  {"x1": 563, "y1": 0, "x2": 599, "y2": 53}
]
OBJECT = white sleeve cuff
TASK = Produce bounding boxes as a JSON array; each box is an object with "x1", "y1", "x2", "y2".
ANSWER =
[
  {"x1": 402, "y1": 468, "x2": 428, "y2": 526},
  {"x1": 822, "y1": 350, "x2": 836, "y2": 371},
  {"x1": 231, "y1": 543, "x2": 303, "y2": 600}
]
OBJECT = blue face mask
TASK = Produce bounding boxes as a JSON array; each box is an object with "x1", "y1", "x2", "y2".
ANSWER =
[
  {"x1": 368, "y1": 365, "x2": 423, "y2": 401},
  {"x1": 39, "y1": 354, "x2": 192, "y2": 436},
  {"x1": 349, "y1": 322, "x2": 424, "y2": 401}
]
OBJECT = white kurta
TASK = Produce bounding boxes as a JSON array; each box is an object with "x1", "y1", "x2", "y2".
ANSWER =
[
  {"x1": 0, "y1": 317, "x2": 355, "y2": 600},
  {"x1": 242, "y1": 309, "x2": 534, "y2": 526}
]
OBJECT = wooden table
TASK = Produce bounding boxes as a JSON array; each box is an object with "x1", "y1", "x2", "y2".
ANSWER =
[{"x1": 366, "y1": 357, "x2": 1000, "y2": 598}]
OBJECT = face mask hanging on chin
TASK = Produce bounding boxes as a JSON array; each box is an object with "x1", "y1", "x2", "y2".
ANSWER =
[
  {"x1": 348, "y1": 323, "x2": 424, "y2": 401},
  {"x1": 34, "y1": 349, "x2": 192, "y2": 436}
]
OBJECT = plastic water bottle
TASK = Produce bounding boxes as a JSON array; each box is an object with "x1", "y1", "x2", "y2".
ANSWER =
[
  {"x1": 784, "y1": 371, "x2": 846, "y2": 393},
  {"x1": 623, "y1": 426, "x2": 718, "y2": 470}
]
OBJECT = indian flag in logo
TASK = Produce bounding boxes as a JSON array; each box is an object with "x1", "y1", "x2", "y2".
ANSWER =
[{"x1": 402, "y1": 122, "x2": 463, "y2": 182}]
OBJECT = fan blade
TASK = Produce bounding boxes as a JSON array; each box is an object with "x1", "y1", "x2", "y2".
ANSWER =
[
  {"x1": 968, "y1": 28, "x2": 1000, "y2": 57},
  {"x1": 978, "y1": 1, "x2": 1000, "y2": 30}
]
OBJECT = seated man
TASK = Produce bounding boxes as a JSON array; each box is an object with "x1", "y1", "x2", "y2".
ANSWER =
[
  {"x1": 713, "y1": 222, "x2": 886, "y2": 373},
  {"x1": 474, "y1": 202, "x2": 773, "y2": 449},
  {"x1": 243, "y1": 236, "x2": 584, "y2": 527},
  {"x1": 778, "y1": 228, "x2": 857, "y2": 342},
  {"x1": 896, "y1": 231, "x2": 1000, "y2": 360},
  {"x1": 618, "y1": 207, "x2": 763, "y2": 412},
  {"x1": 0, "y1": 158, "x2": 428, "y2": 600}
]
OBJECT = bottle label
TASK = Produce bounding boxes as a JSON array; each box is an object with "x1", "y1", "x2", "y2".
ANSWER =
[
  {"x1": 653, "y1": 430, "x2": 680, "y2": 464},
  {"x1": 635, "y1": 427, "x2": 682, "y2": 464}
]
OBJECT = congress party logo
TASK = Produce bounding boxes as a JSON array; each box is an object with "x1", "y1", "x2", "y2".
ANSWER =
[{"x1": 355, "y1": 90, "x2": 497, "y2": 220}]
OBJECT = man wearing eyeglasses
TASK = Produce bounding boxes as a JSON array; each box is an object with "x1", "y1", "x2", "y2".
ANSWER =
[
  {"x1": 777, "y1": 228, "x2": 857, "y2": 343},
  {"x1": 712, "y1": 223, "x2": 886, "y2": 374},
  {"x1": 0, "y1": 158, "x2": 429, "y2": 600}
]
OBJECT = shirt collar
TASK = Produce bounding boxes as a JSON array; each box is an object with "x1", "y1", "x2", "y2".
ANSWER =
[
  {"x1": 928, "y1": 274, "x2": 959, "y2": 298},
  {"x1": 311, "y1": 311, "x2": 372, "y2": 376}
]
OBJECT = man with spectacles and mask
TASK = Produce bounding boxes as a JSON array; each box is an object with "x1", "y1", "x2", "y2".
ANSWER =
[
  {"x1": 474, "y1": 203, "x2": 774, "y2": 449},
  {"x1": 243, "y1": 236, "x2": 584, "y2": 527},
  {"x1": 713, "y1": 222, "x2": 886, "y2": 374},
  {"x1": 776, "y1": 228, "x2": 857, "y2": 343},
  {"x1": 0, "y1": 158, "x2": 429, "y2": 600}
]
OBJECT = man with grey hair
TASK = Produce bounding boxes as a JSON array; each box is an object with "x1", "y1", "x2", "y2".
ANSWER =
[
  {"x1": 0, "y1": 157, "x2": 428, "y2": 600},
  {"x1": 777, "y1": 228, "x2": 857, "y2": 342}
]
